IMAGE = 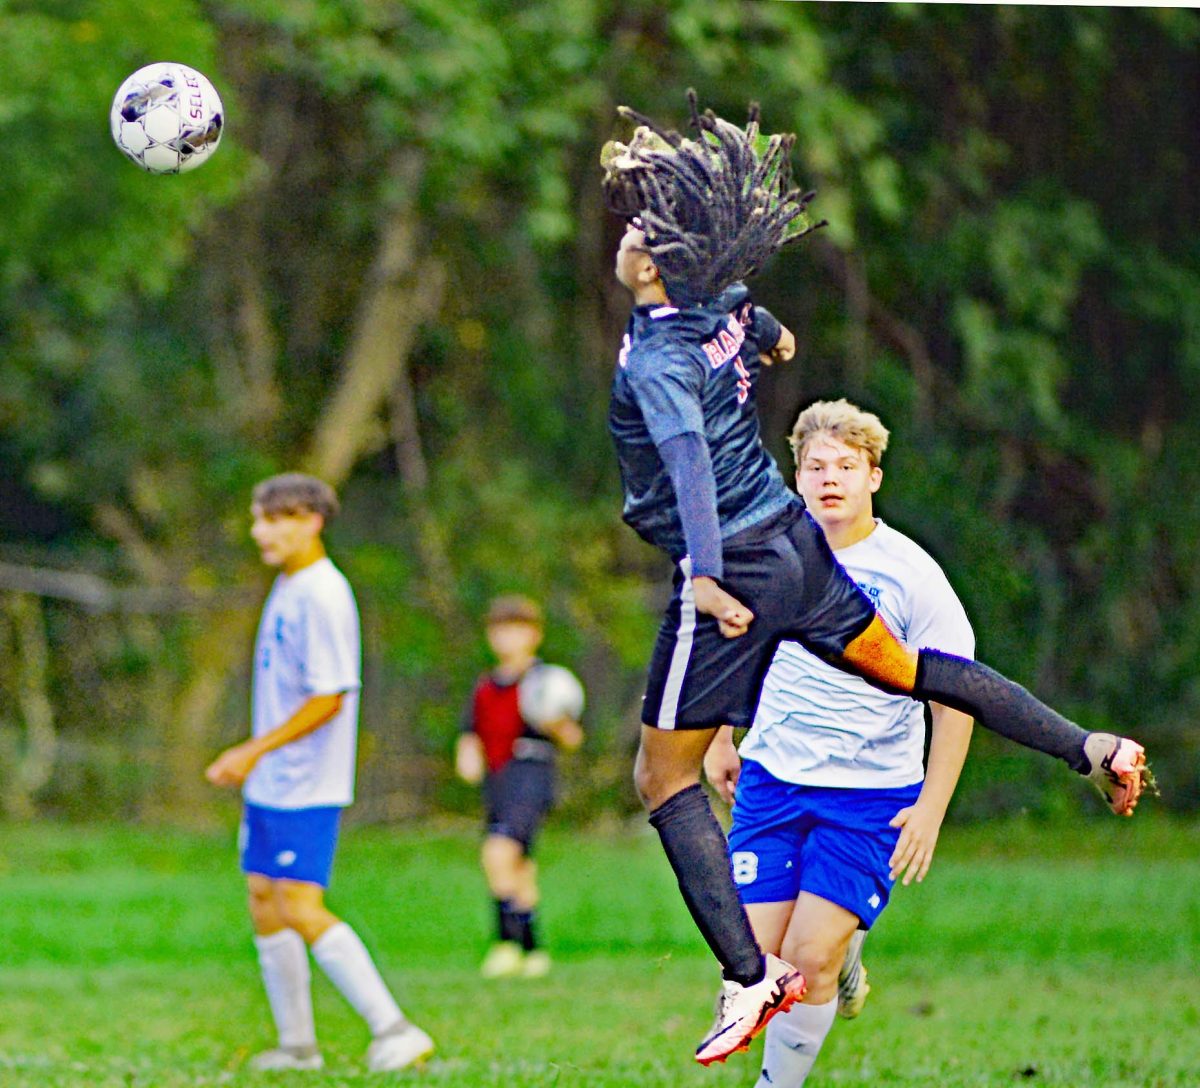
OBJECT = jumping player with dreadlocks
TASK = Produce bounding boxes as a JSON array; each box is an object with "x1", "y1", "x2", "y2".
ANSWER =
[{"x1": 603, "y1": 93, "x2": 1149, "y2": 1067}]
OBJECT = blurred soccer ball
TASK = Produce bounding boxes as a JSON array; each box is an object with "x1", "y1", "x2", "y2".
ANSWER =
[
  {"x1": 110, "y1": 62, "x2": 224, "y2": 174},
  {"x1": 518, "y1": 664, "x2": 585, "y2": 728}
]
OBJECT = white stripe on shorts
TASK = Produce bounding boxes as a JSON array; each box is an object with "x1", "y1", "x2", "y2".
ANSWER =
[{"x1": 657, "y1": 557, "x2": 696, "y2": 730}]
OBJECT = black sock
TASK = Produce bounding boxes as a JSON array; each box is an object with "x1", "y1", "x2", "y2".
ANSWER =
[
  {"x1": 648, "y1": 783, "x2": 765, "y2": 986},
  {"x1": 495, "y1": 898, "x2": 523, "y2": 944},
  {"x1": 515, "y1": 909, "x2": 537, "y2": 952},
  {"x1": 915, "y1": 650, "x2": 1089, "y2": 771}
]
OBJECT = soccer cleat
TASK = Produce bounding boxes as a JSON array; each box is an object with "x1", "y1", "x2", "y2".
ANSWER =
[
  {"x1": 694, "y1": 953, "x2": 807, "y2": 1066},
  {"x1": 837, "y1": 929, "x2": 870, "y2": 1020},
  {"x1": 479, "y1": 940, "x2": 526, "y2": 979},
  {"x1": 248, "y1": 1045, "x2": 324, "y2": 1071},
  {"x1": 521, "y1": 949, "x2": 552, "y2": 978},
  {"x1": 366, "y1": 1021, "x2": 435, "y2": 1073},
  {"x1": 1082, "y1": 733, "x2": 1150, "y2": 817}
]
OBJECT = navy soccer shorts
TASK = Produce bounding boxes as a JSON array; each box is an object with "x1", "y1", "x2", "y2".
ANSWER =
[
  {"x1": 641, "y1": 506, "x2": 876, "y2": 730},
  {"x1": 484, "y1": 758, "x2": 556, "y2": 853},
  {"x1": 727, "y1": 759, "x2": 922, "y2": 928},
  {"x1": 239, "y1": 802, "x2": 342, "y2": 887}
]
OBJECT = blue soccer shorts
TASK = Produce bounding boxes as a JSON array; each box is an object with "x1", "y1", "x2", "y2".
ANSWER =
[
  {"x1": 727, "y1": 758, "x2": 922, "y2": 928},
  {"x1": 239, "y1": 802, "x2": 343, "y2": 887}
]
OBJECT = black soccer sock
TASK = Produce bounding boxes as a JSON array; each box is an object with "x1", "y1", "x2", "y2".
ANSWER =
[
  {"x1": 648, "y1": 783, "x2": 765, "y2": 987},
  {"x1": 495, "y1": 898, "x2": 523, "y2": 944},
  {"x1": 915, "y1": 650, "x2": 1090, "y2": 771},
  {"x1": 515, "y1": 909, "x2": 538, "y2": 952}
]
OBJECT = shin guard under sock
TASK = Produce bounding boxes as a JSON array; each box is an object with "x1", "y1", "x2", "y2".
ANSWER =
[
  {"x1": 648, "y1": 783, "x2": 764, "y2": 986},
  {"x1": 915, "y1": 649, "x2": 1089, "y2": 771}
]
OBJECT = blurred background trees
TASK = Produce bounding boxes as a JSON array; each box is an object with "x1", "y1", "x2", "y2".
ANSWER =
[{"x1": 1, "y1": 0, "x2": 1197, "y2": 823}]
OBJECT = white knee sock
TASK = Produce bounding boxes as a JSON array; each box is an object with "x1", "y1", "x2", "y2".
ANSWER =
[
  {"x1": 311, "y1": 922, "x2": 404, "y2": 1037},
  {"x1": 255, "y1": 928, "x2": 316, "y2": 1049},
  {"x1": 755, "y1": 998, "x2": 837, "y2": 1087}
]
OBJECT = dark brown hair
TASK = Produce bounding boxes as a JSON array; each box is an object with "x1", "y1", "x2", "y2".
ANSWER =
[{"x1": 251, "y1": 473, "x2": 340, "y2": 521}]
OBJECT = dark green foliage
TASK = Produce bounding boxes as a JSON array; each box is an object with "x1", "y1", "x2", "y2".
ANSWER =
[{"x1": 1, "y1": 3, "x2": 1199, "y2": 818}]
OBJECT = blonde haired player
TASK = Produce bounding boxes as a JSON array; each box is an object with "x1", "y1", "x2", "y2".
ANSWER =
[
  {"x1": 205, "y1": 473, "x2": 433, "y2": 1072},
  {"x1": 705, "y1": 400, "x2": 970, "y2": 1085}
]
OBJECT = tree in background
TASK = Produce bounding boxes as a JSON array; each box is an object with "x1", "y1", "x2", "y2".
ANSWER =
[{"x1": 0, "y1": 1, "x2": 1197, "y2": 820}]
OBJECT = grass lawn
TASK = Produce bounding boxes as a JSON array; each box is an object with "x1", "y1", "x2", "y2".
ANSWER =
[{"x1": 0, "y1": 814, "x2": 1197, "y2": 1086}]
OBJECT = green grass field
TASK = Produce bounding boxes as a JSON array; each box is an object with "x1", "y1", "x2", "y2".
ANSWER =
[{"x1": 0, "y1": 815, "x2": 1197, "y2": 1087}]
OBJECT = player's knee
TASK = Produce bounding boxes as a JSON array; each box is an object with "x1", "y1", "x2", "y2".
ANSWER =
[
  {"x1": 247, "y1": 881, "x2": 281, "y2": 930},
  {"x1": 482, "y1": 836, "x2": 523, "y2": 886},
  {"x1": 780, "y1": 935, "x2": 843, "y2": 996}
]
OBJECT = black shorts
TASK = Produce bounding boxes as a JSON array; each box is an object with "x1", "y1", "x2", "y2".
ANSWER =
[
  {"x1": 641, "y1": 506, "x2": 876, "y2": 730},
  {"x1": 484, "y1": 758, "x2": 556, "y2": 852}
]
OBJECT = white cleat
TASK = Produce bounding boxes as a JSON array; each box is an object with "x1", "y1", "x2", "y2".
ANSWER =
[
  {"x1": 249, "y1": 1046, "x2": 324, "y2": 1071},
  {"x1": 480, "y1": 940, "x2": 526, "y2": 979},
  {"x1": 695, "y1": 953, "x2": 807, "y2": 1066},
  {"x1": 837, "y1": 929, "x2": 870, "y2": 1020},
  {"x1": 367, "y1": 1021, "x2": 435, "y2": 1073},
  {"x1": 521, "y1": 949, "x2": 552, "y2": 978},
  {"x1": 1083, "y1": 733, "x2": 1150, "y2": 817}
]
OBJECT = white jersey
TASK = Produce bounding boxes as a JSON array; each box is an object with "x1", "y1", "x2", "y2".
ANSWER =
[
  {"x1": 244, "y1": 557, "x2": 361, "y2": 810},
  {"x1": 739, "y1": 520, "x2": 974, "y2": 789}
]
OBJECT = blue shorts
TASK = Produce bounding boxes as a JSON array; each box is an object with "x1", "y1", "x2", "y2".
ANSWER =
[
  {"x1": 239, "y1": 802, "x2": 343, "y2": 887},
  {"x1": 727, "y1": 759, "x2": 922, "y2": 928}
]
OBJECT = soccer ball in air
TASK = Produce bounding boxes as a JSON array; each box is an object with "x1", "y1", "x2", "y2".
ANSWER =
[
  {"x1": 110, "y1": 62, "x2": 224, "y2": 174},
  {"x1": 518, "y1": 664, "x2": 585, "y2": 729}
]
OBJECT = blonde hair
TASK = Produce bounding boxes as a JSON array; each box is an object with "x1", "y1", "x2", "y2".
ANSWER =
[{"x1": 789, "y1": 399, "x2": 890, "y2": 468}]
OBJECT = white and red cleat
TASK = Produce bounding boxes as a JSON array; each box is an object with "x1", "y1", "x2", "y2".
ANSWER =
[
  {"x1": 1083, "y1": 733, "x2": 1149, "y2": 817},
  {"x1": 695, "y1": 953, "x2": 807, "y2": 1066}
]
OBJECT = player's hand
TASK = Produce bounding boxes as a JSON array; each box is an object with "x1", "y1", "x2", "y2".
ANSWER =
[
  {"x1": 455, "y1": 735, "x2": 486, "y2": 784},
  {"x1": 544, "y1": 716, "x2": 584, "y2": 752},
  {"x1": 204, "y1": 741, "x2": 261, "y2": 788},
  {"x1": 692, "y1": 577, "x2": 754, "y2": 638},
  {"x1": 703, "y1": 727, "x2": 741, "y2": 805},
  {"x1": 888, "y1": 801, "x2": 945, "y2": 885},
  {"x1": 760, "y1": 324, "x2": 796, "y2": 366}
]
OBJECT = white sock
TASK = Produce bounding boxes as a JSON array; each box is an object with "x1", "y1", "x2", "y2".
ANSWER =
[
  {"x1": 755, "y1": 998, "x2": 837, "y2": 1087},
  {"x1": 311, "y1": 922, "x2": 404, "y2": 1037},
  {"x1": 255, "y1": 928, "x2": 316, "y2": 1049}
]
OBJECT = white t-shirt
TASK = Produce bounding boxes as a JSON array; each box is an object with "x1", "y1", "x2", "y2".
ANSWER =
[
  {"x1": 739, "y1": 520, "x2": 974, "y2": 789},
  {"x1": 243, "y1": 557, "x2": 361, "y2": 810}
]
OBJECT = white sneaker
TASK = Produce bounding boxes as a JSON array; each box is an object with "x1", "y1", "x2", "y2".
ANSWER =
[
  {"x1": 367, "y1": 1022, "x2": 435, "y2": 1072},
  {"x1": 249, "y1": 1046, "x2": 324, "y2": 1071},
  {"x1": 694, "y1": 953, "x2": 807, "y2": 1066},
  {"x1": 837, "y1": 929, "x2": 870, "y2": 1019},
  {"x1": 521, "y1": 949, "x2": 552, "y2": 978},
  {"x1": 480, "y1": 940, "x2": 525, "y2": 979}
]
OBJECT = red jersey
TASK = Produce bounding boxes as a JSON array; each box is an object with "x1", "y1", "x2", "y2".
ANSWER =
[{"x1": 468, "y1": 673, "x2": 541, "y2": 773}]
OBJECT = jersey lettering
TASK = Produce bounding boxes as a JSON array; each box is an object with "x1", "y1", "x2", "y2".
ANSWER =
[{"x1": 701, "y1": 316, "x2": 746, "y2": 369}]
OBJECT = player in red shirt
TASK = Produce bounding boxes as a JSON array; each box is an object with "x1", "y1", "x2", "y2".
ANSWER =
[{"x1": 455, "y1": 596, "x2": 584, "y2": 979}]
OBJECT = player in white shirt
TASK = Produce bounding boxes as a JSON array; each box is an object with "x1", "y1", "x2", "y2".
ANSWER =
[
  {"x1": 704, "y1": 401, "x2": 975, "y2": 1087},
  {"x1": 205, "y1": 473, "x2": 434, "y2": 1073}
]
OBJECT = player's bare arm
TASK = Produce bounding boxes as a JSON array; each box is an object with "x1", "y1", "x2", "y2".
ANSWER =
[
  {"x1": 205, "y1": 692, "x2": 345, "y2": 788},
  {"x1": 702, "y1": 725, "x2": 741, "y2": 805},
  {"x1": 888, "y1": 702, "x2": 973, "y2": 885}
]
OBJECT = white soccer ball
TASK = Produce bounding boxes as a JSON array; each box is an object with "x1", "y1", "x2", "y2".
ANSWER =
[
  {"x1": 110, "y1": 62, "x2": 224, "y2": 174},
  {"x1": 518, "y1": 664, "x2": 585, "y2": 729}
]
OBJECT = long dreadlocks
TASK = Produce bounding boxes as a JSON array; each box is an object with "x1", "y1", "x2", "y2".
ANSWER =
[{"x1": 601, "y1": 90, "x2": 825, "y2": 306}]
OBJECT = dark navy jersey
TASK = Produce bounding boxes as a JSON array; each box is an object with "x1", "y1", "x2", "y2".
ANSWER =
[{"x1": 608, "y1": 283, "x2": 799, "y2": 558}]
